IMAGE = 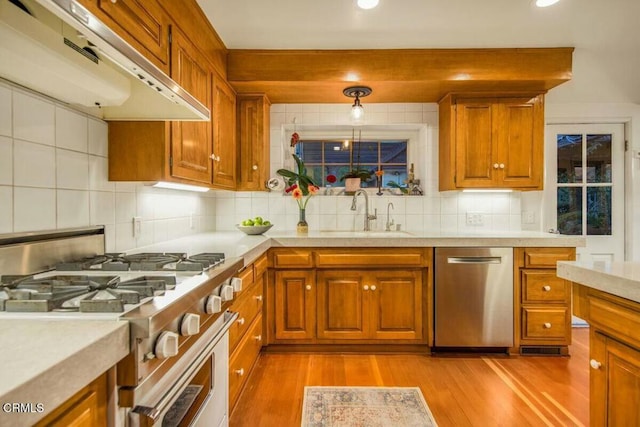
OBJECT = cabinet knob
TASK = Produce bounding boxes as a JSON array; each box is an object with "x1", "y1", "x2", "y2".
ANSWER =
[
  {"x1": 589, "y1": 359, "x2": 602, "y2": 370},
  {"x1": 210, "y1": 154, "x2": 220, "y2": 161},
  {"x1": 542, "y1": 285, "x2": 552, "y2": 292},
  {"x1": 237, "y1": 317, "x2": 245, "y2": 326},
  {"x1": 253, "y1": 334, "x2": 262, "y2": 342},
  {"x1": 363, "y1": 285, "x2": 369, "y2": 291},
  {"x1": 499, "y1": 163, "x2": 505, "y2": 169},
  {"x1": 110, "y1": 0, "x2": 117, "y2": 3},
  {"x1": 493, "y1": 163, "x2": 499, "y2": 169},
  {"x1": 252, "y1": 164, "x2": 258, "y2": 170},
  {"x1": 305, "y1": 285, "x2": 312, "y2": 291},
  {"x1": 254, "y1": 295, "x2": 263, "y2": 302},
  {"x1": 370, "y1": 285, "x2": 377, "y2": 291},
  {"x1": 234, "y1": 368, "x2": 245, "y2": 376},
  {"x1": 543, "y1": 322, "x2": 552, "y2": 329}
]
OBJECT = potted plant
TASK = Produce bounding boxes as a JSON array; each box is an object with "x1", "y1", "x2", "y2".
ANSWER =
[
  {"x1": 277, "y1": 154, "x2": 319, "y2": 234},
  {"x1": 339, "y1": 129, "x2": 372, "y2": 194}
]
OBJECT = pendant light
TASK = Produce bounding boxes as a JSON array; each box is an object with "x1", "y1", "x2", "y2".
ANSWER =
[
  {"x1": 343, "y1": 86, "x2": 372, "y2": 125},
  {"x1": 357, "y1": 0, "x2": 379, "y2": 10},
  {"x1": 535, "y1": 0, "x2": 560, "y2": 7}
]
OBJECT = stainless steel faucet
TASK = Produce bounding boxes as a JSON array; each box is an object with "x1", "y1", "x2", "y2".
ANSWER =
[
  {"x1": 385, "y1": 202, "x2": 395, "y2": 231},
  {"x1": 351, "y1": 189, "x2": 377, "y2": 231}
]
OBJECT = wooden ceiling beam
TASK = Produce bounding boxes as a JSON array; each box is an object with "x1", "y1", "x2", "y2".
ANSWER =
[{"x1": 226, "y1": 48, "x2": 573, "y2": 103}]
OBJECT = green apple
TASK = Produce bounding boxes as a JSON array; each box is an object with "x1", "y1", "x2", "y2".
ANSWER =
[
  {"x1": 263, "y1": 220, "x2": 271, "y2": 226},
  {"x1": 254, "y1": 216, "x2": 263, "y2": 225},
  {"x1": 242, "y1": 219, "x2": 254, "y2": 226}
]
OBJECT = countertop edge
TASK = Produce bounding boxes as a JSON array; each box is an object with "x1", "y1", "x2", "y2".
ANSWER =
[{"x1": 558, "y1": 261, "x2": 640, "y2": 304}]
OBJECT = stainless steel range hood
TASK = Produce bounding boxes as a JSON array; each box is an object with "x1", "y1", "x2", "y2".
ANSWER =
[{"x1": 0, "y1": 0, "x2": 210, "y2": 121}]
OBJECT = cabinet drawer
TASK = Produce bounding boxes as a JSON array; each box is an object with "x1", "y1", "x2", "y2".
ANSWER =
[
  {"x1": 254, "y1": 254, "x2": 268, "y2": 279},
  {"x1": 522, "y1": 308, "x2": 570, "y2": 342},
  {"x1": 236, "y1": 264, "x2": 255, "y2": 291},
  {"x1": 229, "y1": 314, "x2": 263, "y2": 410},
  {"x1": 522, "y1": 248, "x2": 575, "y2": 268},
  {"x1": 521, "y1": 271, "x2": 570, "y2": 303},
  {"x1": 315, "y1": 249, "x2": 427, "y2": 268},
  {"x1": 229, "y1": 281, "x2": 263, "y2": 352},
  {"x1": 270, "y1": 249, "x2": 314, "y2": 268}
]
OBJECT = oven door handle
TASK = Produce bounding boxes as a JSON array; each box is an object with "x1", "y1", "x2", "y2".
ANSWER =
[{"x1": 130, "y1": 311, "x2": 238, "y2": 426}]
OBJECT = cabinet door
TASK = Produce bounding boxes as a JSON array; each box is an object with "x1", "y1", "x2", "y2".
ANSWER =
[
  {"x1": 454, "y1": 100, "x2": 497, "y2": 188},
  {"x1": 80, "y1": 0, "x2": 170, "y2": 72},
  {"x1": 237, "y1": 94, "x2": 271, "y2": 191},
  {"x1": 591, "y1": 331, "x2": 640, "y2": 426},
  {"x1": 496, "y1": 97, "x2": 543, "y2": 189},
  {"x1": 369, "y1": 270, "x2": 423, "y2": 340},
  {"x1": 274, "y1": 270, "x2": 315, "y2": 340},
  {"x1": 169, "y1": 27, "x2": 212, "y2": 184},
  {"x1": 212, "y1": 76, "x2": 237, "y2": 190},
  {"x1": 317, "y1": 271, "x2": 368, "y2": 340}
]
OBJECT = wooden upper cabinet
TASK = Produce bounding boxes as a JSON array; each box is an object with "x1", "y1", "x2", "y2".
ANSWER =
[
  {"x1": 79, "y1": 0, "x2": 170, "y2": 73},
  {"x1": 237, "y1": 94, "x2": 271, "y2": 191},
  {"x1": 169, "y1": 26, "x2": 213, "y2": 184},
  {"x1": 439, "y1": 93, "x2": 544, "y2": 190},
  {"x1": 212, "y1": 76, "x2": 237, "y2": 190}
]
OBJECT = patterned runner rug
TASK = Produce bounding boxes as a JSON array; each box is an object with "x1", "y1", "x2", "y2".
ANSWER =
[{"x1": 301, "y1": 386, "x2": 438, "y2": 427}]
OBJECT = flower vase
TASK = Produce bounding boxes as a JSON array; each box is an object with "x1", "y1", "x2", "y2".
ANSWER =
[
  {"x1": 297, "y1": 208, "x2": 308, "y2": 235},
  {"x1": 344, "y1": 178, "x2": 361, "y2": 195}
]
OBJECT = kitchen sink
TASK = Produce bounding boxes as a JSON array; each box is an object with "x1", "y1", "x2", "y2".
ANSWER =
[{"x1": 317, "y1": 230, "x2": 414, "y2": 238}]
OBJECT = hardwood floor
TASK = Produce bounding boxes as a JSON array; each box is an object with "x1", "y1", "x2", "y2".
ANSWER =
[{"x1": 230, "y1": 328, "x2": 589, "y2": 427}]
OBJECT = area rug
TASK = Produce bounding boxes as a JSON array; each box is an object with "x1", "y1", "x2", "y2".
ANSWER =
[{"x1": 301, "y1": 386, "x2": 438, "y2": 427}]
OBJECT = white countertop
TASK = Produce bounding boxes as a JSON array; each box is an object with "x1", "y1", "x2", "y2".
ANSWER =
[
  {"x1": 558, "y1": 261, "x2": 640, "y2": 304},
  {"x1": 0, "y1": 319, "x2": 129, "y2": 427}
]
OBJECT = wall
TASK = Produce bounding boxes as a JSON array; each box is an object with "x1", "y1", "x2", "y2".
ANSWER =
[
  {"x1": 215, "y1": 103, "x2": 525, "y2": 233},
  {"x1": 0, "y1": 81, "x2": 216, "y2": 252}
]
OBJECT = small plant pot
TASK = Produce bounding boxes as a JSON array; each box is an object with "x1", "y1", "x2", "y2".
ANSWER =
[{"x1": 344, "y1": 178, "x2": 361, "y2": 195}]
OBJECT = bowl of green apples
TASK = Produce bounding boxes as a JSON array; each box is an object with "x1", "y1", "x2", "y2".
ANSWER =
[{"x1": 236, "y1": 216, "x2": 273, "y2": 235}]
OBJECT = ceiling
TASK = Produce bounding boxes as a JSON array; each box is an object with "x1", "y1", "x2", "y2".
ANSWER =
[{"x1": 197, "y1": 0, "x2": 640, "y2": 104}]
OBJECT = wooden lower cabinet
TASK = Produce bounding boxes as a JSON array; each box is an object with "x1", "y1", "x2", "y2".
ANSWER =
[
  {"x1": 273, "y1": 270, "x2": 316, "y2": 341},
  {"x1": 317, "y1": 270, "x2": 422, "y2": 341},
  {"x1": 34, "y1": 373, "x2": 107, "y2": 427},
  {"x1": 229, "y1": 313, "x2": 263, "y2": 412}
]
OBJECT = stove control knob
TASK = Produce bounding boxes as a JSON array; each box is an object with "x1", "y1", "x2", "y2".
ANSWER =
[
  {"x1": 181, "y1": 313, "x2": 200, "y2": 336},
  {"x1": 231, "y1": 277, "x2": 243, "y2": 293},
  {"x1": 221, "y1": 285, "x2": 234, "y2": 302},
  {"x1": 155, "y1": 331, "x2": 179, "y2": 359},
  {"x1": 205, "y1": 295, "x2": 222, "y2": 314}
]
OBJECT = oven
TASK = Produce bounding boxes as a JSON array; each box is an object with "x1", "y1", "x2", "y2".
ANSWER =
[{"x1": 129, "y1": 311, "x2": 236, "y2": 427}]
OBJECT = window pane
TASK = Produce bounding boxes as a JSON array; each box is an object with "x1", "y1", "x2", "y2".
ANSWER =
[
  {"x1": 587, "y1": 187, "x2": 612, "y2": 235},
  {"x1": 381, "y1": 141, "x2": 407, "y2": 163},
  {"x1": 586, "y1": 134, "x2": 612, "y2": 183},
  {"x1": 353, "y1": 141, "x2": 378, "y2": 164},
  {"x1": 296, "y1": 141, "x2": 322, "y2": 164},
  {"x1": 557, "y1": 187, "x2": 582, "y2": 235},
  {"x1": 324, "y1": 141, "x2": 351, "y2": 164},
  {"x1": 384, "y1": 166, "x2": 408, "y2": 187},
  {"x1": 557, "y1": 134, "x2": 582, "y2": 183}
]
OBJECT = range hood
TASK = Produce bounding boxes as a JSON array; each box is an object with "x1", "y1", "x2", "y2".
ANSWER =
[{"x1": 0, "y1": 0, "x2": 210, "y2": 121}]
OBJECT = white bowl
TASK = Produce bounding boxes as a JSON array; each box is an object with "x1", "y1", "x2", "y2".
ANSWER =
[{"x1": 236, "y1": 224, "x2": 274, "y2": 235}]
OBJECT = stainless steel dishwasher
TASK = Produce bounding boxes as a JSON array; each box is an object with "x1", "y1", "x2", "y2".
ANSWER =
[{"x1": 434, "y1": 247, "x2": 514, "y2": 348}]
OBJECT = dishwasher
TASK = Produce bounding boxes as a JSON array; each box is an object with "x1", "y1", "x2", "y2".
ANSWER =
[{"x1": 434, "y1": 247, "x2": 514, "y2": 348}]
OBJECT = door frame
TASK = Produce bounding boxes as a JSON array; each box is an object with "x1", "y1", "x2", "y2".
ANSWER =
[{"x1": 544, "y1": 117, "x2": 632, "y2": 261}]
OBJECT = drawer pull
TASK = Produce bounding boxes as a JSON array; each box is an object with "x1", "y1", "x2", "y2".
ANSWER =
[
  {"x1": 363, "y1": 285, "x2": 369, "y2": 291},
  {"x1": 543, "y1": 322, "x2": 552, "y2": 329},
  {"x1": 234, "y1": 368, "x2": 245, "y2": 376},
  {"x1": 237, "y1": 317, "x2": 245, "y2": 326},
  {"x1": 255, "y1": 295, "x2": 263, "y2": 302},
  {"x1": 499, "y1": 163, "x2": 505, "y2": 169},
  {"x1": 253, "y1": 334, "x2": 262, "y2": 342},
  {"x1": 542, "y1": 285, "x2": 552, "y2": 292},
  {"x1": 305, "y1": 285, "x2": 312, "y2": 291},
  {"x1": 590, "y1": 359, "x2": 602, "y2": 370},
  {"x1": 493, "y1": 163, "x2": 499, "y2": 169},
  {"x1": 370, "y1": 285, "x2": 377, "y2": 291}
]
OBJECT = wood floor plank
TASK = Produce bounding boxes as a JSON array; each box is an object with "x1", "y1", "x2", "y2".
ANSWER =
[{"x1": 230, "y1": 328, "x2": 589, "y2": 427}]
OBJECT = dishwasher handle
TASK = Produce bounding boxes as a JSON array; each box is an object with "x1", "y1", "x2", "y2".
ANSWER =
[{"x1": 447, "y1": 256, "x2": 502, "y2": 264}]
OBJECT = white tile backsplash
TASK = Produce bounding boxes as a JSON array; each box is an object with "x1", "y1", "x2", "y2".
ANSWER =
[
  {"x1": 13, "y1": 91, "x2": 55, "y2": 146},
  {"x1": 55, "y1": 107, "x2": 88, "y2": 152},
  {"x1": 14, "y1": 187, "x2": 56, "y2": 232},
  {"x1": 0, "y1": 136, "x2": 12, "y2": 185},
  {"x1": 14, "y1": 141, "x2": 55, "y2": 188},
  {"x1": 0, "y1": 84, "x2": 11, "y2": 137},
  {"x1": 1, "y1": 82, "x2": 215, "y2": 250}
]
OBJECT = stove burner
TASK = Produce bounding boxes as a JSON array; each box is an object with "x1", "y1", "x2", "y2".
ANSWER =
[
  {"x1": 177, "y1": 253, "x2": 226, "y2": 271},
  {"x1": 55, "y1": 253, "x2": 124, "y2": 271},
  {"x1": 53, "y1": 252, "x2": 225, "y2": 272},
  {"x1": 0, "y1": 275, "x2": 176, "y2": 313}
]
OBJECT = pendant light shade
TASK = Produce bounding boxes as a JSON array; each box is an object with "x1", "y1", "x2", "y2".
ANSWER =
[
  {"x1": 535, "y1": 0, "x2": 560, "y2": 7},
  {"x1": 357, "y1": 0, "x2": 379, "y2": 10},
  {"x1": 343, "y1": 86, "x2": 372, "y2": 125}
]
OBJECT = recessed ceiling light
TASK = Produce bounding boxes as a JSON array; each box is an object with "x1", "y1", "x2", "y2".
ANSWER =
[
  {"x1": 535, "y1": 0, "x2": 560, "y2": 7},
  {"x1": 357, "y1": 0, "x2": 379, "y2": 10}
]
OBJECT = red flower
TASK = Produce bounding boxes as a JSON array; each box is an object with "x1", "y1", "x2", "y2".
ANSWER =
[
  {"x1": 308, "y1": 185, "x2": 319, "y2": 195},
  {"x1": 326, "y1": 174, "x2": 337, "y2": 184},
  {"x1": 292, "y1": 188, "x2": 303, "y2": 200},
  {"x1": 285, "y1": 184, "x2": 298, "y2": 193}
]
